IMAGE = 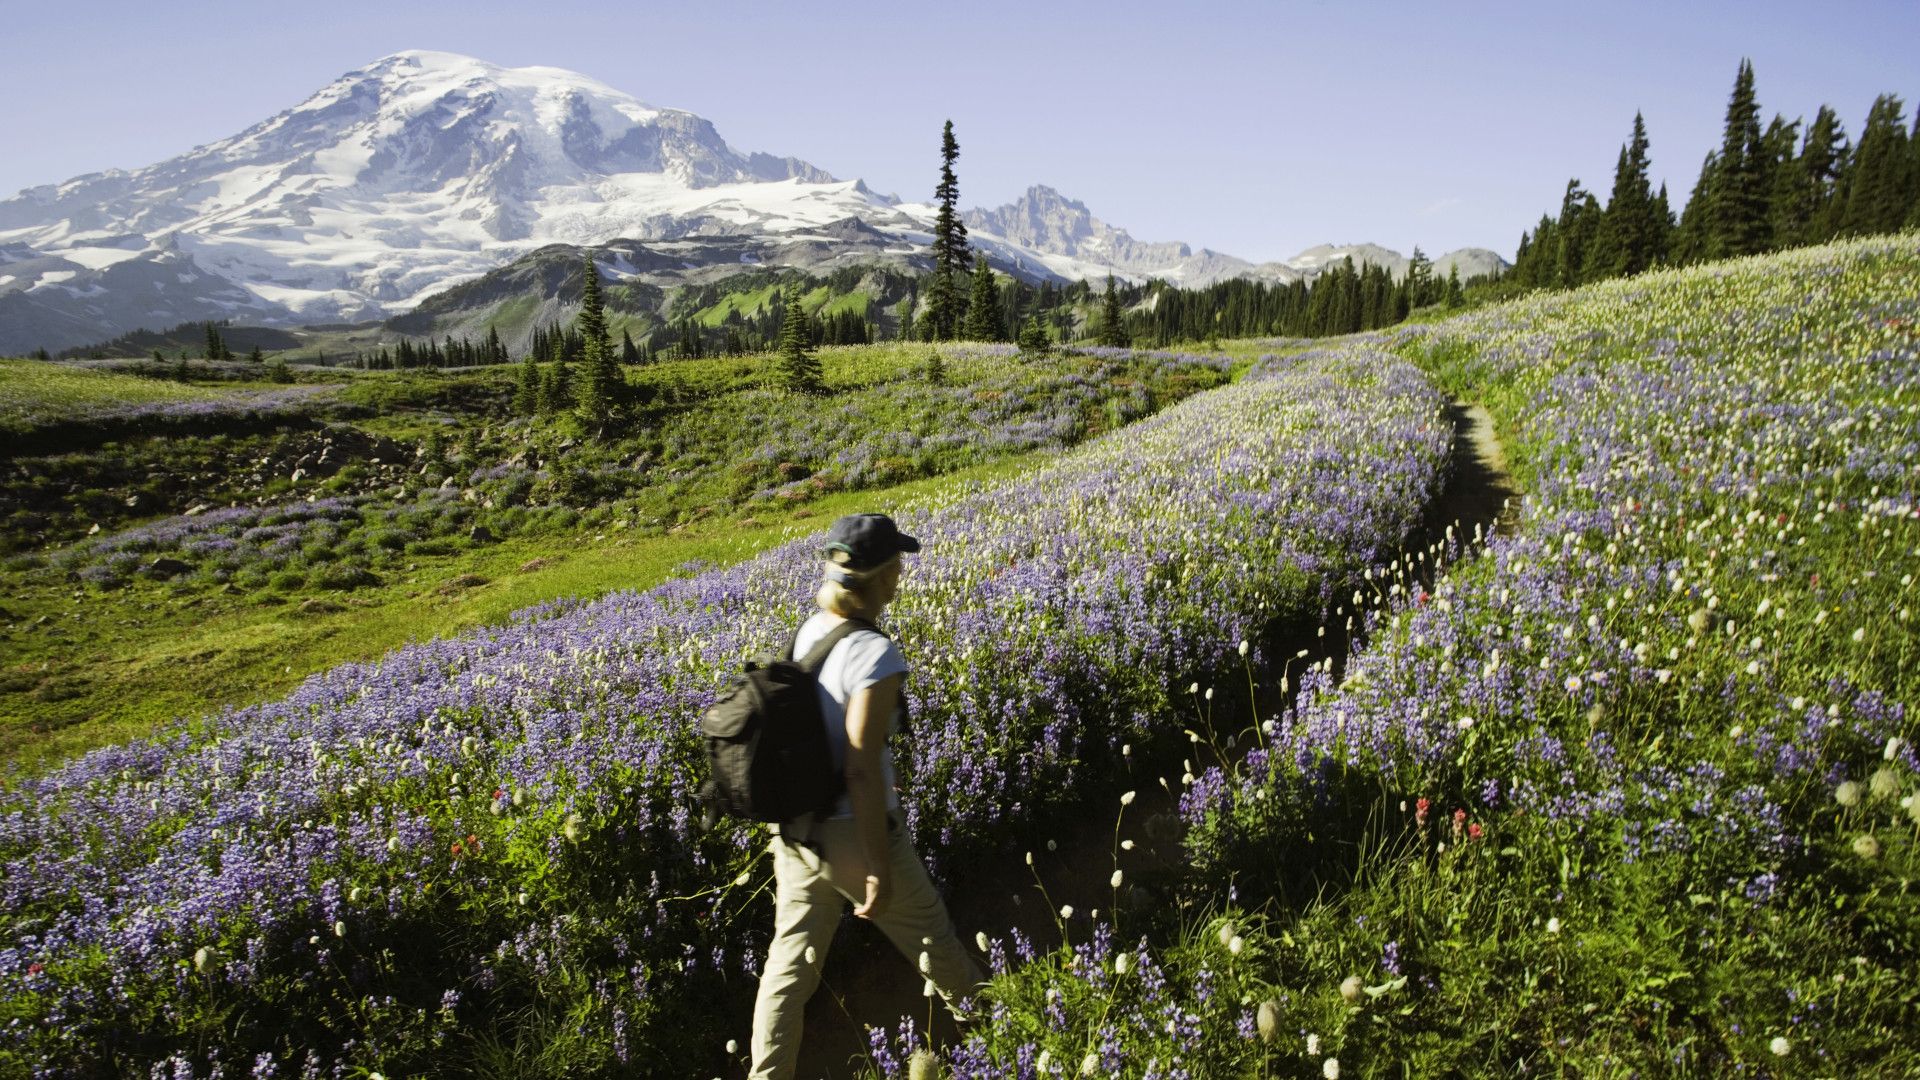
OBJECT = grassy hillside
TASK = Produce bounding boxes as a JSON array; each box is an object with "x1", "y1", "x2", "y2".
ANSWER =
[{"x1": 912, "y1": 234, "x2": 1920, "y2": 1077}]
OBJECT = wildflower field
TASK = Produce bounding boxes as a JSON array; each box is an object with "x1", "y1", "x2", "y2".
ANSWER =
[
  {"x1": 886, "y1": 236, "x2": 1920, "y2": 1078},
  {"x1": 0, "y1": 342, "x2": 1227, "y2": 767},
  {"x1": 0, "y1": 339, "x2": 1451, "y2": 1074},
  {"x1": 0, "y1": 359, "x2": 328, "y2": 442}
]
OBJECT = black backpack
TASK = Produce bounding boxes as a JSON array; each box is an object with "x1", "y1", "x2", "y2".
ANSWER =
[{"x1": 698, "y1": 618, "x2": 879, "y2": 828}]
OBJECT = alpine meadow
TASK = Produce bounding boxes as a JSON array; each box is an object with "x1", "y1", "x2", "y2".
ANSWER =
[{"x1": 0, "y1": 17, "x2": 1917, "y2": 1080}]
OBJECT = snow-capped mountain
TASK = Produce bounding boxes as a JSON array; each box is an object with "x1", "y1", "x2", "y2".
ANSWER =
[{"x1": 0, "y1": 51, "x2": 1506, "y2": 354}]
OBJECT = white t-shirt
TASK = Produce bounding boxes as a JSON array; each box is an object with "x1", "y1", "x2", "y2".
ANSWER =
[{"x1": 793, "y1": 611, "x2": 908, "y2": 820}]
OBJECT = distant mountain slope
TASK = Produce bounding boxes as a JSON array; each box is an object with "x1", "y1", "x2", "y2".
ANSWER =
[{"x1": 0, "y1": 51, "x2": 1506, "y2": 353}]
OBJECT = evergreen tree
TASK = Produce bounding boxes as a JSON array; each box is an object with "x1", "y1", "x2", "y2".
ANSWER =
[
  {"x1": 1673, "y1": 151, "x2": 1718, "y2": 263},
  {"x1": 1098, "y1": 275, "x2": 1129, "y2": 347},
  {"x1": 151, "y1": 348, "x2": 166, "y2": 364},
  {"x1": 204, "y1": 322, "x2": 227, "y2": 362},
  {"x1": 515, "y1": 354, "x2": 540, "y2": 415},
  {"x1": 1711, "y1": 59, "x2": 1771, "y2": 257},
  {"x1": 247, "y1": 345, "x2": 264, "y2": 364},
  {"x1": 572, "y1": 258, "x2": 625, "y2": 434},
  {"x1": 926, "y1": 350, "x2": 946, "y2": 385},
  {"x1": 1551, "y1": 182, "x2": 1601, "y2": 286},
  {"x1": 1405, "y1": 246, "x2": 1434, "y2": 304},
  {"x1": 1760, "y1": 115, "x2": 1802, "y2": 249},
  {"x1": 485, "y1": 325, "x2": 506, "y2": 365},
  {"x1": 1593, "y1": 112, "x2": 1659, "y2": 277},
  {"x1": 1650, "y1": 183, "x2": 1676, "y2": 265},
  {"x1": 1909, "y1": 103, "x2": 1920, "y2": 228},
  {"x1": 1794, "y1": 105, "x2": 1851, "y2": 243},
  {"x1": 961, "y1": 256, "x2": 1002, "y2": 340},
  {"x1": 621, "y1": 328, "x2": 640, "y2": 364},
  {"x1": 1016, "y1": 313, "x2": 1052, "y2": 355},
  {"x1": 1443, "y1": 263, "x2": 1463, "y2": 308},
  {"x1": 1840, "y1": 94, "x2": 1912, "y2": 236},
  {"x1": 775, "y1": 281, "x2": 822, "y2": 393},
  {"x1": 924, "y1": 121, "x2": 971, "y2": 340}
]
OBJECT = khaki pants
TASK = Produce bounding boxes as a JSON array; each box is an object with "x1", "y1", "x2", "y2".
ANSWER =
[{"x1": 748, "y1": 816, "x2": 985, "y2": 1079}]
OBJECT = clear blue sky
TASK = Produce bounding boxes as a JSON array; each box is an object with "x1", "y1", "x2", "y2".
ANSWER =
[{"x1": 3, "y1": 0, "x2": 1915, "y2": 262}]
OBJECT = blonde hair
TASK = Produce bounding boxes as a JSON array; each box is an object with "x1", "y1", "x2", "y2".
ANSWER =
[{"x1": 816, "y1": 553, "x2": 899, "y2": 617}]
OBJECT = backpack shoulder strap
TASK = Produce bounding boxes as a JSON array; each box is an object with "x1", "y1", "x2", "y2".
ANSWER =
[{"x1": 795, "y1": 616, "x2": 883, "y2": 674}]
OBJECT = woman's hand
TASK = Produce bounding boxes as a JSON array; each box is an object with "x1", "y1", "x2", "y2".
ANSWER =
[{"x1": 853, "y1": 873, "x2": 891, "y2": 920}]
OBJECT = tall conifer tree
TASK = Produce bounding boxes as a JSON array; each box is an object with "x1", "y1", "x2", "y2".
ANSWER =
[
  {"x1": 1099, "y1": 275, "x2": 1129, "y2": 347},
  {"x1": 573, "y1": 258, "x2": 623, "y2": 434},
  {"x1": 925, "y1": 121, "x2": 970, "y2": 340},
  {"x1": 514, "y1": 353, "x2": 539, "y2": 415},
  {"x1": 776, "y1": 281, "x2": 822, "y2": 393},
  {"x1": 1673, "y1": 152, "x2": 1718, "y2": 263},
  {"x1": 1594, "y1": 113, "x2": 1658, "y2": 277},
  {"x1": 1711, "y1": 59, "x2": 1771, "y2": 257},
  {"x1": 1795, "y1": 106, "x2": 1852, "y2": 243},
  {"x1": 961, "y1": 256, "x2": 1001, "y2": 341},
  {"x1": 1840, "y1": 94, "x2": 1912, "y2": 236}
]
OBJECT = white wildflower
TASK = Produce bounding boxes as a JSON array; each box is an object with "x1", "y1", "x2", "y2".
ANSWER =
[
  {"x1": 1869, "y1": 768, "x2": 1899, "y2": 801},
  {"x1": 1253, "y1": 1000, "x2": 1280, "y2": 1044}
]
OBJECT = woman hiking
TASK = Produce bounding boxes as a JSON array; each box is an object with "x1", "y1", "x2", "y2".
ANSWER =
[{"x1": 748, "y1": 513, "x2": 984, "y2": 1079}]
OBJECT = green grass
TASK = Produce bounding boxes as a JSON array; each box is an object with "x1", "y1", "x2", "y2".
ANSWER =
[
  {"x1": 809, "y1": 287, "x2": 872, "y2": 318},
  {"x1": 486, "y1": 293, "x2": 544, "y2": 339},
  {"x1": 692, "y1": 283, "x2": 781, "y2": 327},
  {"x1": 0, "y1": 359, "x2": 244, "y2": 433}
]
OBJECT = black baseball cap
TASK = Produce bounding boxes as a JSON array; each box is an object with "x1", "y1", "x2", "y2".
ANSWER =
[{"x1": 822, "y1": 513, "x2": 921, "y2": 570}]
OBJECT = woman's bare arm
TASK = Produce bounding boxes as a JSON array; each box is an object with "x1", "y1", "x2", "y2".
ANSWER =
[{"x1": 846, "y1": 672, "x2": 901, "y2": 919}]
